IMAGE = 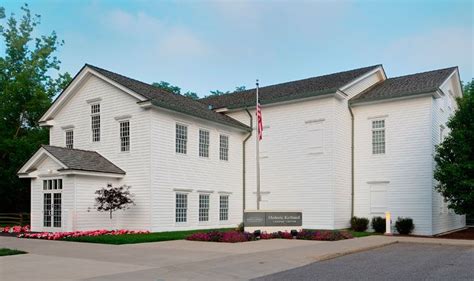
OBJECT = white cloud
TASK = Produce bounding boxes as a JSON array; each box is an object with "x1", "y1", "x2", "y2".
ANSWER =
[
  {"x1": 383, "y1": 27, "x2": 473, "y2": 80},
  {"x1": 101, "y1": 9, "x2": 210, "y2": 60}
]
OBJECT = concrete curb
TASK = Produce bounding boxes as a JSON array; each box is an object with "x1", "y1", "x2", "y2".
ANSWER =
[{"x1": 312, "y1": 241, "x2": 399, "y2": 262}]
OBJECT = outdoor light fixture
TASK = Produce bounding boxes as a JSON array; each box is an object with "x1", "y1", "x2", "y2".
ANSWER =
[
  {"x1": 254, "y1": 230, "x2": 261, "y2": 239},
  {"x1": 291, "y1": 229, "x2": 298, "y2": 238}
]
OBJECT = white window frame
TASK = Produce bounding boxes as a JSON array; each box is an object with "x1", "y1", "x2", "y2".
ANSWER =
[
  {"x1": 42, "y1": 179, "x2": 63, "y2": 229},
  {"x1": 372, "y1": 119, "x2": 385, "y2": 155},
  {"x1": 120, "y1": 120, "x2": 130, "y2": 152},
  {"x1": 219, "y1": 195, "x2": 229, "y2": 221},
  {"x1": 91, "y1": 103, "x2": 101, "y2": 142},
  {"x1": 175, "y1": 193, "x2": 188, "y2": 223},
  {"x1": 175, "y1": 123, "x2": 188, "y2": 154},
  {"x1": 219, "y1": 134, "x2": 229, "y2": 161},
  {"x1": 65, "y1": 129, "x2": 74, "y2": 149},
  {"x1": 199, "y1": 129, "x2": 210, "y2": 158},
  {"x1": 198, "y1": 193, "x2": 210, "y2": 222},
  {"x1": 439, "y1": 125, "x2": 445, "y2": 143}
]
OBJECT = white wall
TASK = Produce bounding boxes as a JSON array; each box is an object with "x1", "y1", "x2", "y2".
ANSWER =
[
  {"x1": 333, "y1": 70, "x2": 385, "y2": 228},
  {"x1": 49, "y1": 74, "x2": 152, "y2": 230},
  {"x1": 30, "y1": 157, "x2": 74, "y2": 232},
  {"x1": 150, "y1": 109, "x2": 246, "y2": 231},
  {"x1": 431, "y1": 74, "x2": 465, "y2": 234},
  {"x1": 227, "y1": 97, "x2": 337, "y2": 229},
  {"x1": 353, "y1": 96, "x2": 435, "y2": 235}
]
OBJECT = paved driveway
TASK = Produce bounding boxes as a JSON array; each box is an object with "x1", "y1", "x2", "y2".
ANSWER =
[
  {"x1": 254, "y1": 243, "x2": 474, "y2": 281},
  {"x1": 0, "y1": 235, "x2": 472, "y2": 281}
]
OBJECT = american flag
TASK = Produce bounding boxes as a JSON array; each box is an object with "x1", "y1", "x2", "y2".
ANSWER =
[{"x1": 256, "y1": 99, "x2": 263, "y2": 141}]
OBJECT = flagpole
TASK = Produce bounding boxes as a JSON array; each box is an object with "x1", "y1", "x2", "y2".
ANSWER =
[{"x1": 256, "y1": 79, "x2": 261, "y2": 210}]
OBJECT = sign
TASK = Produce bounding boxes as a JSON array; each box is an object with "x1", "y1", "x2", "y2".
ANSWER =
[{"x1": 244, "y1": 211, "x2": 302, "y2": 227}]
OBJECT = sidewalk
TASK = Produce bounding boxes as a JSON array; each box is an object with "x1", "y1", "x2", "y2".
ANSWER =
[{"x1": 0, "y1": 235, "x2": 472, "y2": 281}]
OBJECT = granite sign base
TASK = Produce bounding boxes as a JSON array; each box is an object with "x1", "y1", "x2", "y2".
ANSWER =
[{"x1": 243, "y1": 210, "x2": 303, "y2": 233}]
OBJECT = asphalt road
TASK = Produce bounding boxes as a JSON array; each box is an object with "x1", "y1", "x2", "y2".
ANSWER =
[{"x1": 254, "y1": 243, "x2": 474, "y2": 281}]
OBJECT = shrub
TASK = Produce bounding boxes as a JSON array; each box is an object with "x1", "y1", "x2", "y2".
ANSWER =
[
  {"x1": 350, "y1": 216, "x2": 369, "y2": 232},
  {"x1": 236, "y1": 222, "x2": 245, "y2": 233},
  {"x1": 395, "y1": 217, "x2": 414, "y2": 235},
  {"x1": 371, "y1": 217, "x2": 386, "y2": 233}
]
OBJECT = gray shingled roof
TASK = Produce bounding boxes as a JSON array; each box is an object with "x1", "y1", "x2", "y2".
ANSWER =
[
  {"x1": 86, "y1": 64, "x2": 250, "y2": 131},
  {"x1": 350, "y1": 67, "x2": 457, "y2": 104},
  {"x1": 42, "y1": 145, "x2": 125, "y2": 174},
  {"x1": 200, "y1": 65, "x2": 382, "y2": 109}
]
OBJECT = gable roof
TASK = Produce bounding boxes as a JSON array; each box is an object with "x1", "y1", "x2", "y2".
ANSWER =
[
  {"x1": 200, "y1": 65, "x2": 382, "y2": 110},
  {"x1": 350, "y1": 67, "x2": 457, "y2": 104},
  {"x1": 41, "y1": 145, "x2": 125, "y2": 174},
  {"x1": 85, "y1": 64, "x2": 250, "y2": 131}
]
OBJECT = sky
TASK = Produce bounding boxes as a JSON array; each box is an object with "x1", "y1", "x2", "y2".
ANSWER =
[{"x1": 1, "y1": 0, "x2": 473, "y2": 97}]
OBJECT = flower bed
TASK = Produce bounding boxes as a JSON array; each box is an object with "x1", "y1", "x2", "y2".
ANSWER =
[
  {"x1": 1, "y1": 225, "x2": 30, "y2": 234},
  {"x1": 18, "y1": 229, "x2": 150, "y2": 240},
  {"x1": 186, "y1": 229, "x2": 353, "y2": 243}
]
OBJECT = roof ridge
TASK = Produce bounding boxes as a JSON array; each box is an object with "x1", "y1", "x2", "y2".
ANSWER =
[
  {"x1": 85, "y1": 63, "x2": 173, "y2": 96},
  {"x1": 84, "y1": 64, "x2": 250, "y2": 130},
  {"x1": 386, "y1": 66, "x2": 457, "y2": 80},
  {"x1": 201, "y1": 64, "x2": 382, "y2": 101}
]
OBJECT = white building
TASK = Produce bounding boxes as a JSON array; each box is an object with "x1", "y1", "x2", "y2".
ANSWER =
[{"x1": 18, "y1": 64, "x2": 465, "y2": 235}]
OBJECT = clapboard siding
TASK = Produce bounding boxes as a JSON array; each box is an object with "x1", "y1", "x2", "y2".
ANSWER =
[
  {"x1": 150, "y1": 109, "x2": 245, "y2": 231},
  {"x1": 30, "y1": 157, "x2": 75, "y2": 232},
  {"x1": 333, "y1": 71, "x2": 384, "y2": 228},
  {"x1": 431, "y1": 75, "x2": 465, "y2": 234},
  {"x1": 49, "y1": 74, "x2": 151, "y2": 230},
  {"x1": 228, "y1": 97, "x2": 337, "y2": 229},
  {"x1": 353, "y1": 96, "x2": 434, "y2": 235}
]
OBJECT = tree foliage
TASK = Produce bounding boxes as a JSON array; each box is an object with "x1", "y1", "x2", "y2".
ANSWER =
[
  {"x1": 95, "y1": 184, "x2": 135, "y2": 219},
  {"x1": 152, "y1": 81, "x2": 199, "y2": 100},
  {"x1": 0, "y1": 4, "x2": 71, "y2": 212},
  {"x1": 434, "y1": 80, "x2": 474, "y2": 216}
]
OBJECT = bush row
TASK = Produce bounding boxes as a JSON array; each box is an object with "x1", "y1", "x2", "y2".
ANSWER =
[
  {"x1": 186, "y1": 229, "x2": 353, "y2": 243},
  {"x1": 350, "y1": 216, "x2": 414, "y2": 235}
]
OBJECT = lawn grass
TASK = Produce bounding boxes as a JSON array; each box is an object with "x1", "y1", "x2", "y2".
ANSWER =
[
  {"x1": 347, "y1": 230, "x2": 382, "y2": 238},
  {"x1": 0, "y1": 248, "x2": 27, "y2": 256},
  {"x1": 62, "y1": 228, "x2": 234, "y2": 245}
]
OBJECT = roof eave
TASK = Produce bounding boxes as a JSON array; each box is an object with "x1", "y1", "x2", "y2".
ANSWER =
[
  {"x1": 349, "y1": 90, "x2": 440, "y2": 107},
  {"x1": 146, "y1": 100, "x2": 251, "y2": 132},
  {"x1": 224, "y1": 89, "x2": 338, "y2": 111}
]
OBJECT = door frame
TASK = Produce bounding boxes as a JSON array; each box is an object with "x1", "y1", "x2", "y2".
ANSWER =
[{"x1": 41, "y1": 178, "x2": 63, "y2": 232}]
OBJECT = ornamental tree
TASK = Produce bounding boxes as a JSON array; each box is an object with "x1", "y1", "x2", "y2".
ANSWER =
[
  {"x1": 0, "y1": 4, "x2": 71, "y2": 212},
  {"x1": 95, "y1": 184, "x2": 135, "y2": 219},
  {"x1": 434, "y1": 81, "x2": 474, "y2": 216}
]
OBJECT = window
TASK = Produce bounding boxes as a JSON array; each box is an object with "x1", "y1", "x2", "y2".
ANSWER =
[
  {"x1": 219, "y1": 195, "x2": 229, "y2": 221},
  {"x1": 175, "y1": 193, "x2": 187, "y2": 223},
  {"x1": 43, "y1": 179, "x2": 62, "y2": 190},
  {"x1": 176, "y1": 124, "x2": 187, "y2": 154},
  {"x1": 42, "y1": 179, "x2": 62, "y2": 228},
  {"x1": 372, "y1": 120, "x2": 385, "y2": 154},
  {"x1": 199, "y1": 194, "x2": 210, "y2": 222},
  {"x1": 220, "y1": 135, "x2": 229, "y2": 161},
  {"x1": 43, "y1": 193, "x2": 51, "y2": 227},
  {"x1": 199, "y1": 129, "x2": 210, "y2": 157},
  {"x1": 440, "y1": 125, "x2": 445, "y2": 143},
  {"x1": 91, "y1": 103, "x2": 101, "y2": 142},
  {"x1": 120, "y1": 120, "x2": 130, "y2": 152},
  {"x1": 65, "y1": 130, "x2": 74, "y2": 149},
  {"x1": 53, "y1": 193, "x2": 62, "y2": 227}
]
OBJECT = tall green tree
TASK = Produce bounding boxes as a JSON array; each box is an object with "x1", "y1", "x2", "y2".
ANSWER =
[
  {"x1": 434, "y1": 80, "x2": 474, "y2": 216},
  {"x1": 152, "y1": 81, "x2": 181, "y2": 95},
  {"x1": 152, "y1": 81, "x2": 199, "y2": 100},
  {"x1": 0, "y1": 4, "x2": 71, "y2": 212}
]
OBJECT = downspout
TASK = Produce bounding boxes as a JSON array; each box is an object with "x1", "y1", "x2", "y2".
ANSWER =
[
  {"x1": 242, "y1": 108, "x2": 253, "y2": 215},
  {"x1": 348, "y1": 104, "x2": 355, "y2": 218}
]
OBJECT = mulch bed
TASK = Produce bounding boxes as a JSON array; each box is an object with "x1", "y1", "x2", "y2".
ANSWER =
[{"x1": 437, "y1": 227, "x2": 474, "y2": 240}]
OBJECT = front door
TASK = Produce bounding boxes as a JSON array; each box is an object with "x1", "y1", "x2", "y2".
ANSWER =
[{"x1": 42, "y1": 179, "x2": 62, "y2": 231}]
